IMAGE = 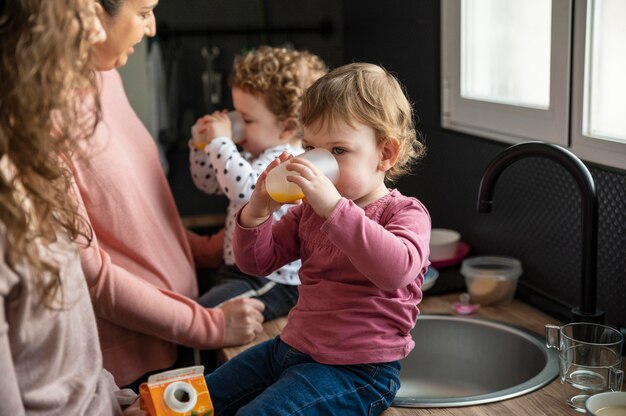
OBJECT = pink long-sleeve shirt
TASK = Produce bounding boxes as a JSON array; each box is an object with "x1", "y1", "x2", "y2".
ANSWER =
[
  {"x1": 234, "y1": 190, "x2": 431, "y2": 364},
  {"x1": 72, "y1": 70, "x2": 225, "y2": 387}
]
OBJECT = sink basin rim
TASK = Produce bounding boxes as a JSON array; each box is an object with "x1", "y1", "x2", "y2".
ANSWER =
[{"x1": 392, "y1": 314, "x2": 559, "y2": 408}]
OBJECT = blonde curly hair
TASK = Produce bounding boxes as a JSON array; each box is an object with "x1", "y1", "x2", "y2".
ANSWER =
[
  {"x1": 229, "y1": 46, "x2": 327, "y2": 132},
  {"x1": 0, "y1": 0, "x2": 99, "y2": 308},
  {"x1": 301, "y1": 63, "x2": 426, "y2": 184}
]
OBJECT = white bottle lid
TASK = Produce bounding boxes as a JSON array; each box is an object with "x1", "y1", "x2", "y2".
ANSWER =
[{"x1": 163, "y1": 381, "x2": 198, "y2": 413}]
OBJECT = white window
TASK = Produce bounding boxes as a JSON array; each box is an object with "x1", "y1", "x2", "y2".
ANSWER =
[
  {"x1": 442, "y1": 0, "x2": 626, "y2": 170},
  {"x1": 461, "y1": 0, "x2": 552, "y2": 110},
  {"x1": 571, "y1": 0, "x2": 626, "y2": 168}
]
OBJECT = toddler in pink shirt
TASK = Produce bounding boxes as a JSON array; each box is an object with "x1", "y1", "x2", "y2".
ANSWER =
[{"x1": 205, "y1": 62, "x2": 431, "y2": 416}]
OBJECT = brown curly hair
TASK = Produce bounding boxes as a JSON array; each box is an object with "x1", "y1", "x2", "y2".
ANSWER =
[
  {"x1": 0, "y1": 0, "x2": 99, "y2": 308},
  {"x1": 229, "y1": 46, "x2": 327, "y2": 133},
  {"x1": 301, "y1": 63, "x2": 426, "y2": 184}
]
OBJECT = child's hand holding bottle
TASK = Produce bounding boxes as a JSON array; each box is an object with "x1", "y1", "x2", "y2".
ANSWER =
[
  {"x1": 285, "y1": 155, "x2": 341, "y2": 218},
  {"x1": 191, "y1": 111, "x2": 235, "y2": 150},
  {"x1": 265, "y1": 148, "x2": 340, "y2": 218},
  {"x1": 240, "y1": 152, "x2": 294, "y2": 228}
]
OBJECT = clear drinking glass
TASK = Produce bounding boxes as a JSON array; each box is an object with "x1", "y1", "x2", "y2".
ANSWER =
[{"x1": 545, "y1": 323, "x2": 623, "y2": 412}]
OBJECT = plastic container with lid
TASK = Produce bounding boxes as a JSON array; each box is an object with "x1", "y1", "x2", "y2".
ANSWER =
[{"x1": 460, "y1": 256, "x2": 522, "y2": 305}]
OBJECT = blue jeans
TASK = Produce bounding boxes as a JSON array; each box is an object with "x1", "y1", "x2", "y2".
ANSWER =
[
  {"x1": 205, "y1": 336, "x2": 401, "y2": 416},
  {"x1": 198, "y1": 265, "x2": 299, "y2": 321}
]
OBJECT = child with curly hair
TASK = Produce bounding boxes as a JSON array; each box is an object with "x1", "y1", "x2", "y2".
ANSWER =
[
  {"x1": 204, "y1": 62, "x2": 431, "y2": 416},
  {"x1": 189, "y1": 46, "x2": 327, "y2": 320}
]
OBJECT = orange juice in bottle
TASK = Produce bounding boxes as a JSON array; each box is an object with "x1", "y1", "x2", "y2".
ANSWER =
[{"x1": 265, "y1": 148, "x2": 338, "y2": 203}]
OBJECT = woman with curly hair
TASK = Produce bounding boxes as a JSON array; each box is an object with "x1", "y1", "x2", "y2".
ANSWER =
[
  {"x1": 0, "y1": 0, "x2": 141, "y2": 413},
  {"x1": 189, "y1": 46, "x2": 327, "y2": 319},
  {"x1": 72, "y1": 0, "x2": 266, "y2": 391}
]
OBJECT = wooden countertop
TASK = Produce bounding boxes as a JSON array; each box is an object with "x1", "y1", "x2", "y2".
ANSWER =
[
  {"x1": 181, "y1": 213, "x2": 226, "y2": 229},
  {"x1": 219, "y1": 293, "x2": 624, "y2": 416}
]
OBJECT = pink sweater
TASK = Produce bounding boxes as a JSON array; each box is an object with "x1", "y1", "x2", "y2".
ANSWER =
[
  {"x1": 72, "y1": 70, "x2": 225, "y2": 387},
  {"x1": 234, "y1": 190, "x2": 431, "y2": 364}
]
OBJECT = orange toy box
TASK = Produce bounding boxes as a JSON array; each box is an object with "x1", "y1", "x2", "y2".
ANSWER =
[{"x1": 139, "y1": 366, "x2": 214, "y2": 416}]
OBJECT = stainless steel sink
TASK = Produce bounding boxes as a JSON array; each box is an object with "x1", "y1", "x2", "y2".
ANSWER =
[{"x1": 393, "y1": 314, "x2": 559, "y2": 407}]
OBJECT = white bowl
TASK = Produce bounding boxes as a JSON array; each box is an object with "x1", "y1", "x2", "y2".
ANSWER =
[
  {"x1": 422, "y1": 267, "x2": 439, "y2": 292},
  {"x1": 585, "y1": 391, "x2": 626, "y2": 415},
  {"x1": 429, "y1": 229, "x2": 461, "y2": 261}
]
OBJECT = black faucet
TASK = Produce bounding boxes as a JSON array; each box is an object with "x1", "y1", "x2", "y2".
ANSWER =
[{"x1": 477, "y1": 141, "x2": 604, "y2": 324}]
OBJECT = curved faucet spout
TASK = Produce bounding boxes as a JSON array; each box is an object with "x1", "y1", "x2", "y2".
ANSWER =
[{"x1": 477, "y1": 141, "x2": 604, "y2": 324}]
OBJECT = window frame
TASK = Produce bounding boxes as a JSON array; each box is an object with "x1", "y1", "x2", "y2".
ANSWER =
[
  {"x1": 570, "y1": 0, "x2": 626, "y2": 170},
  {"x1": 441, "y1": 0, "x2": 626, "y2": 171}
]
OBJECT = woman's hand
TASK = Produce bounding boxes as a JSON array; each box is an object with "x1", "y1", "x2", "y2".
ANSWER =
[
  {"x1": 219, "y1": 298, "x2": 265, "y2": 346},
  {"x1": 286, "y1": 157, "x2": 341, "y2": 218},
  {"x1": 239, "y1": 152, "x2": 292, "y2": 228},
  {"x1": 191, "y1": 110, "x2": 232, "y2": 150}
]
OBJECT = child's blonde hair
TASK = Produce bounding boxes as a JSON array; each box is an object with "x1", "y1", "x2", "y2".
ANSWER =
[
  {"x1": 301, "y1": 63, "x2": 426, "y2": 183},
  {"x1": 229, "y1": 46, "x2": 327, "y2": 131}
]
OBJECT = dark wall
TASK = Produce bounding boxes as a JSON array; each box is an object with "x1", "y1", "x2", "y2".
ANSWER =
[
  {"x1": 161, "y1": 0, "x2": 625, "y2": 328},
  {"x1": 344, "y1": 0, "x2": 626, "y2": 327},
  {"x1": 157, "y1": 0, "x2": 344, "y2": 218},
  {"x1": 155, "y1": 0, "x2": 343, "y2": 148}
]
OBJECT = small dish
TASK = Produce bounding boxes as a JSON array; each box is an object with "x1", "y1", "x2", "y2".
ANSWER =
[
  {"x1": 429, "y1": 229, "x2": 461, "y2": 261},
  {"x1": 422, "y1": 267, "x2": 439, "y2": 292},
  {"x1": 585, "y1": 391, "x2": 626, "y2": 415},
  {"x1": 430, "y1": 241, "x2": 470, "y2": 269}
]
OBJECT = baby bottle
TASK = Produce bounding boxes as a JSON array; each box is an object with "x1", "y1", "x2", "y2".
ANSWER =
[
  {"x1": 192, "y1": 110, "x2": 245, "y2": 150},
  {"x1": 265, "y1": 148, "x2": 339, "y2": 203}
]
